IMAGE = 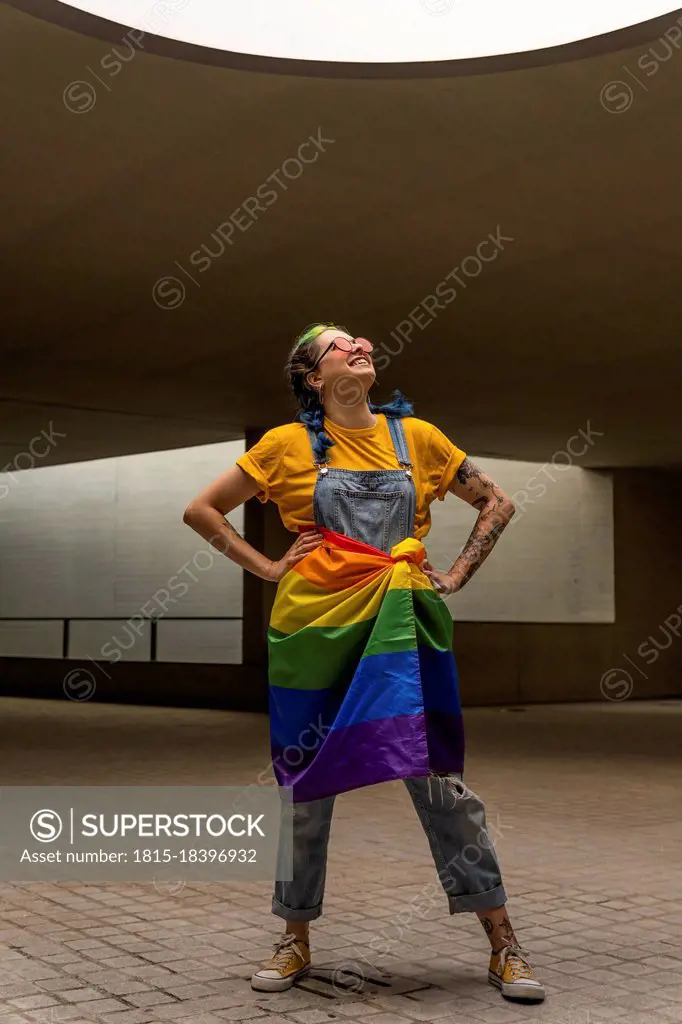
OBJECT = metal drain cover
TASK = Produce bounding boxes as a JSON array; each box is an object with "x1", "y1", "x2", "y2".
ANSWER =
[{"x1": 297, "y1": 961, "x2": 431, "y2": 999}]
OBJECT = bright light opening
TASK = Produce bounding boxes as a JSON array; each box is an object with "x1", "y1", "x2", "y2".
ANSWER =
[{"x1": 57, "y1": 0, "x2": 679, "y2": 63}]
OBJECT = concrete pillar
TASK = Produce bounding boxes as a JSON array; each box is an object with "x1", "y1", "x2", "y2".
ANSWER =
[
  {"x1": 241, "y1": 428, "x2": 293, "y2": 690},
  {"x1": 610, "y1": 468, "x2": 682, "y2": 698}
]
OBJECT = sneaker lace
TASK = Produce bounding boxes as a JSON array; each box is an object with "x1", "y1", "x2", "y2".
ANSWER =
[
  {"x1": 504, "y1": 945, "x2": 534, "y2": 980},
  {"x1": 271, "y1": 932, "x2": 306, "y2": 969}
]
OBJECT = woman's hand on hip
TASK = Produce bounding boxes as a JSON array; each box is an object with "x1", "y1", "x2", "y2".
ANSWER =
[
  {"x1": 266, "y1": 530, "x2": 324, "y2": 582},
  {"x1": 422, "y1": 559, "x2": 460, "y2": 596}
]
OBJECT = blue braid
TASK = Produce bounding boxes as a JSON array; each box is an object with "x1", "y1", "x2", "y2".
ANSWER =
[
  {"x1": 297, "y1": 400, "x2": 334, "y2": 464},
  {"x1": 369, "y1": 390, "x2": 414, "y2": 419},
  {"x1": 297, "y1": 389, "x2": 413, "y2": 464}
]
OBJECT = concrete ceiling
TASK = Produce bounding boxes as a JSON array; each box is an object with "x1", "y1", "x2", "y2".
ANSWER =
[{"x1": 2, "y1": 3, "x2": 682, "y2": 472}]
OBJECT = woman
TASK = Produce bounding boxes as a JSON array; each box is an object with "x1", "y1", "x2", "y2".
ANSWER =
[{"x1": 183, "y1": 323, "x2": 545, "y2": 1004}]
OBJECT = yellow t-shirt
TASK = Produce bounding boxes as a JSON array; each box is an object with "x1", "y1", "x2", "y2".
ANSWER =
[{"x1": 236, "y1": 414, "x2": 466, "y2": 541}]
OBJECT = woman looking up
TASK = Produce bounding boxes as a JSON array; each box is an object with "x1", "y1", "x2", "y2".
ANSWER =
[{"x1": 183, "y1": 323, "x2": 545, "y2": 1005}]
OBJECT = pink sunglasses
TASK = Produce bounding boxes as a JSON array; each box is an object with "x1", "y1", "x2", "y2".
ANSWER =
[{"x1": 310, "y1": 336, "x2": 373, "y2": 370}]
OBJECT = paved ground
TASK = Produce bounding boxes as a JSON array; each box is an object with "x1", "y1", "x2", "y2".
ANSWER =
[{"x1": 1, "y1": 696, "x2": 682, "y2": 1024}]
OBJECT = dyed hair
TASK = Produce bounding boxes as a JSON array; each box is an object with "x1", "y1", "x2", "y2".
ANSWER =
[{"x1": 284, "y1": 322, "x2": 413, "y2": 464}]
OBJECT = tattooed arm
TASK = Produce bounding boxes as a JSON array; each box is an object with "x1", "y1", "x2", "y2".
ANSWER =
[
  {"x1": 183, "y1": 465, "x2": 323, "y2": 582},
  {"x1": 423, "y1": 459, "x2": 515, "y2": 595}
]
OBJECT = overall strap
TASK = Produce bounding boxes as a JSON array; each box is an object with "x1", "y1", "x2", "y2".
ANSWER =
[
  {"x1": 307, "y1": 415, "x2": 412, "y2": 473},
  {"x1": 386, "y1": 416, "x2": 413, "y2": 473}
]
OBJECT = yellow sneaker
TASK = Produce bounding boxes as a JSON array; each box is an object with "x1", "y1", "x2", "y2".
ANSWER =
[
  {"x1": 251, "y1": 932, "x2": 311, "y2": 991},
  {"x1": 488, "y1": 944, "x2": 545, "y2": 1002}
]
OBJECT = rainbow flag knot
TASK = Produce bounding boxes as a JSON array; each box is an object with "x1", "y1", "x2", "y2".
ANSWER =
[{"x1": 268, "y1": 528, "x2": 465, "y2": 801}]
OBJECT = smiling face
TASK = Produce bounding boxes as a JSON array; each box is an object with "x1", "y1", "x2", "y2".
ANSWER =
[{"x1": 305, "y1": 329, "x2": 376, "y2": 400}]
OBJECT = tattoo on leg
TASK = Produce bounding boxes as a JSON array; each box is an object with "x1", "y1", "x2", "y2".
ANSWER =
[
  {"x1": 479, "y1": 911, "x2": 518, "y2": 953},
  {"x1": 499, "y1": 913, "x2": 517, "y2": 945}
]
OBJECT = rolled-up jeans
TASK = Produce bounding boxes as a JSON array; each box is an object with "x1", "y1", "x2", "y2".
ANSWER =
[{"x1": 272, "y1": 773, "x2": 506, "y2": 921}]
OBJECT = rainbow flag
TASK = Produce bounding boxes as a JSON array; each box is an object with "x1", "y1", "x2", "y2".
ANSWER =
[{"x1": 268, "y1": 527, "x2": 465, "y2": 802}]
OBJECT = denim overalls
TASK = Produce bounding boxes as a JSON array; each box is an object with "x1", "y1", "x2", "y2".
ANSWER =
[
  {"x1": 273, "y1": 414, "x2": 506, "y2": 921},
  {"x1": 310, "y1": 414, "x2": 417, "y2": 554}
]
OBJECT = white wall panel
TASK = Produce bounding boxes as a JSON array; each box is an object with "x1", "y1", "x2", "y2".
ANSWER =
[
  {"x1": 155, "y1": 618, "x2": 242, "y2": 664},
  {"x1": 67, "y1": 619, "x2": 152, "y2": 662},
  {"x1": 112, "y1": 445, "x2": 243, "y2": 618},
  {"x1": 0, "y1": 460, "x2": 117, "y2": 618},
  {"x1": 426, "y1": 460, "x2": 614, "y2": 623},
  {"x1": 0, "y1": 444, "x2": 614, "y2": 646},
  {"x1": 0, "y1": 621, "x2": 63, "y2": 658},
  {"x1": 0, "y1": 441, "x2": 244, "y2": 625}
]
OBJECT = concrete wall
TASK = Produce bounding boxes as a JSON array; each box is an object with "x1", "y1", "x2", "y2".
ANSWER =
[
  {"x1": 2, "y1": 439, "x2": 679, "y2": 708},
  {"x1": 0, "y1": 446, "x2": 613, "y2": 638},
  {"x1": 0, "y1": 443, "x2": 244, "y2": 664},
  {"x1": 427, "y1": 459, "x2": 614, "y2": 623},
  {"x1": 453, "y1": 470, "x2": 682, "y2": 705}
]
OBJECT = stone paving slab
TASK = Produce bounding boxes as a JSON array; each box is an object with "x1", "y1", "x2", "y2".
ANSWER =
[{"x1": 1, "y1": 700, "x2": 682, "y2": 1024}]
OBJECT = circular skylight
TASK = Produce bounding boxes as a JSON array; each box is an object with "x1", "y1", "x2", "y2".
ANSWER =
[{"x1": 57, "y1": 0, "x2": 678, "y2": 63}]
